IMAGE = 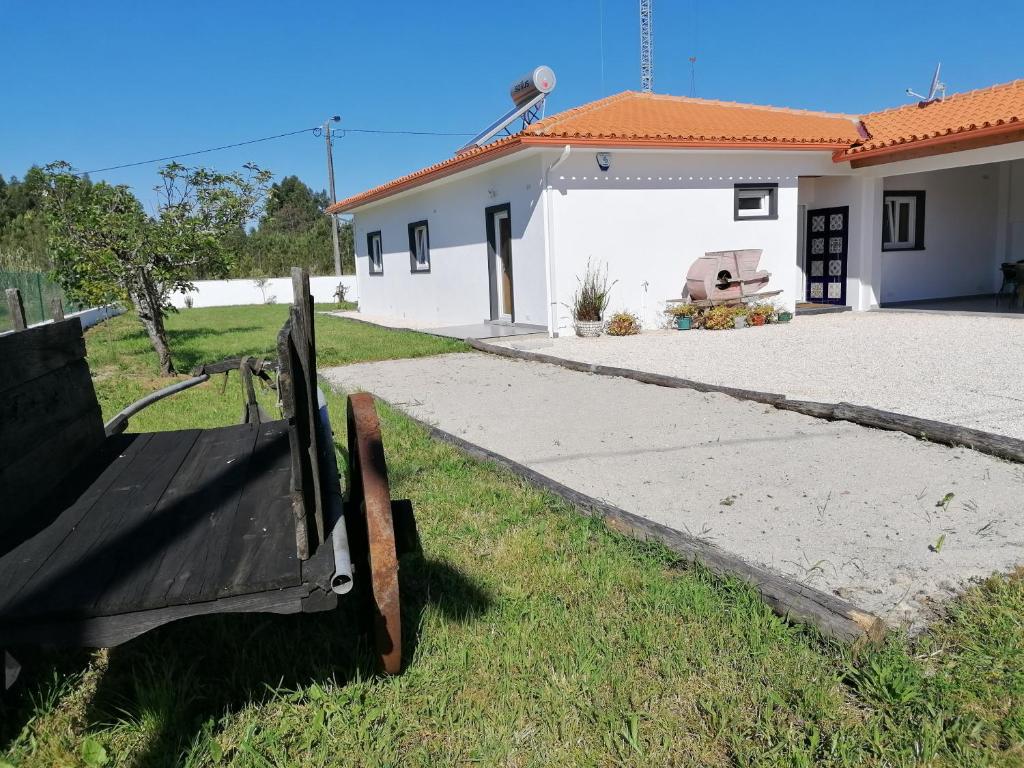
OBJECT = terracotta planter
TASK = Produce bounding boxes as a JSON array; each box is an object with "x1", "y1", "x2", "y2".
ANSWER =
[
  {"x1": 750, "y1": 315, "x2": 767, "y2": 327},
  {"x1": 675, "y1": 316, "x2": 692, "y2": 330},
  {"x1": 575, "y1": 319, "x2": 604, "y2": 338}
]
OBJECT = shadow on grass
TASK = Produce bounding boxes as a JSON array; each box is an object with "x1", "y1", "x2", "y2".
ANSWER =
[{"x1": 1, "y1": 557, "x2": 490, "y2": 768}]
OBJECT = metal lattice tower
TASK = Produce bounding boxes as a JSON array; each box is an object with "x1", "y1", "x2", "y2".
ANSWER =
[{"x1": 640, "y1": 0, "x2": 653, "y2": 92}]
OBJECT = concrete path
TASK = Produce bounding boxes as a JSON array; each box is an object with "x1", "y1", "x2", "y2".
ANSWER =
[
  {"x1": 490, "y1": 311, "x2": 1024, "y2": 440},
  {"x1": 324, "y1": 352, "x2": 1024, "y2": 629},
  {"x1": 329, "y1": 311, "x2": 545, "y2": 341}
]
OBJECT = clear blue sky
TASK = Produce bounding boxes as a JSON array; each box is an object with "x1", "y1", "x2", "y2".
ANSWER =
[{"x1": 3, "y1": 1, "x2": 1022, "y2": 209}]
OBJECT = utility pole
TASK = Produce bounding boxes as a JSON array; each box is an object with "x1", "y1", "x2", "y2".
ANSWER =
[{"x1": 323, "y1": 115, "x2": 342, "y2": 276}]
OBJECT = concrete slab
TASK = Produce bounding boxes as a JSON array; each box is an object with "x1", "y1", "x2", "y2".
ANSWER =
[
  {"x1": 427, "y1": 323, "x2": 546, "y2": 341},
  {"x1": 324, "y1": 352, "x2": 1024, "y2": 630},
  {"x1": 879, "y1": 294, "x2": 1024, "y2": 317},
  {"x1": 327, "y1": 311, "x2": 545, "y2": 341}
]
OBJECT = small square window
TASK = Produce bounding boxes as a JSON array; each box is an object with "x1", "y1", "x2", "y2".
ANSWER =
[
  {"x1": 734, "y1": 184, "x2": 778, "y2": 220},
  {"x1": 367, "y1": 231, "x2": 383, "y2": 275},
  {"x1": 407, "y1": 220, "x2": 431, "y2": 272},
  {"x1": 882, "y1": 191, "x2": 925, "y2": 250}
]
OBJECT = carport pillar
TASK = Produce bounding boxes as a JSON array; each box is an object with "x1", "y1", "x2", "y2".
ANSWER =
[{"x1": 848, "y1": 176, "x2": 883, "y2": 310}]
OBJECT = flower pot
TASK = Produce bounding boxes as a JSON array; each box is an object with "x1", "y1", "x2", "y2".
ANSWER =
[
  {"x1": 575, "y1": 319, "x2": 604, "y2": 338},
  {"x1": 733, "y1": 316, "x2": 747, "y2": 329},
  {"x1": 777, "y1": 311, "x2": 793, "y2": 323},
  {"x1": 750, "y1": 315, "x2": 766, "y2": 327},
  {"x1": 675, "y1": 316, "x2": 692, "y2": 330}
]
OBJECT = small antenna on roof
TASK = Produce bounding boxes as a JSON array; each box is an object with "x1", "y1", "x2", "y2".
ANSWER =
[{"x1": 906, "y1": 63, "x2": 945, "y2": 105}]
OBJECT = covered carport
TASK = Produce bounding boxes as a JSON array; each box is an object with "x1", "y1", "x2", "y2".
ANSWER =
[{"x1": 822, "y1": 79, "x2": 1024, "y2": 314}]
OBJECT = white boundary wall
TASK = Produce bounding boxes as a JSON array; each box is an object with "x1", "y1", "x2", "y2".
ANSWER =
[
  {"x1": 169, "y1": 275, "x2": 358, "y2": 309},
  {"x1": 1, "y1": 304, "x2": 123, "y2": 338}
]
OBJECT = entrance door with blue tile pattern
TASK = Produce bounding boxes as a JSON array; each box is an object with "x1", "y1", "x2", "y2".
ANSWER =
[{"x1": 805, "y1": 206, "x2": 849, "y2": 305}]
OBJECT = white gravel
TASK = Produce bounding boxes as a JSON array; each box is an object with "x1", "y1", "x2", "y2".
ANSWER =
[
  {"x1": 491, "y1": 312, "x2": 1024, "y2": 440},
  {"x1": 324, "y1": 352, "x2": 1024, "y2": 630}
]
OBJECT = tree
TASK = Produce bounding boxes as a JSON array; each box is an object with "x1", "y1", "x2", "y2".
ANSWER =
[
  {"x1": 261, "y1": 175, "x2": 327, "y2": 234},
  {"x1": 41, "y1": 161, "x2": 271, "y2": 375}
]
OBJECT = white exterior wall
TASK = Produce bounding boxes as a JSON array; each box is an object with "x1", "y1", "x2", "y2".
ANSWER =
[
  {"x1": 878, "y1": 164, "x2": 1000, "y2": 302},
  {"x1": 351, "y1": 154, "x2": 548, "y2": 327},
  {"x1": 169, "y1": 275, "x2": 357, "y2": 309},
  {"x1": 798, "y1": 175, "x2": 882, "y2": 311},
  {"x1": 547, "y1": 149, "x2": 842, "y2": 331}
]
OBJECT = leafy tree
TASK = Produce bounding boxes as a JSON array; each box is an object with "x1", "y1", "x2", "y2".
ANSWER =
[
  {"x1": 261, "y1": 175, "x2": 328, "y2": 234},
  {"x1": 0, "y1": 167, "x2": 53, "y2": 270},
  {"x1": 40, "y1": 160, "x2": 271, "y2": 375}
]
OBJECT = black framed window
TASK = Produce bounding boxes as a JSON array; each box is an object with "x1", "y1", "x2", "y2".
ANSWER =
[
  {"x1": 408, "y1": 220, "x2": 430, "y2": 273},
  {"x1": 882, "y1": 191, "x2": 925, "y2": 251},
  {"x1": 367, "y1": 231, "x2": 383, "y2": 275},
  {"x1": 734, "y1": 183, "x2": 778, "y2": 220}
]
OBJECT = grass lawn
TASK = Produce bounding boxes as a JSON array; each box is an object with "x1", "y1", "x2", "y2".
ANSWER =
[
  {"x1": 84, "y1": 304, "x2": 465, "y2": 432},
  {"x1": 2, "y1": 306, "x2": 1022, "y2": 767}
]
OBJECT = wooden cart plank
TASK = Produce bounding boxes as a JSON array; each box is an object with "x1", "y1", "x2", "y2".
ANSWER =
[
  {"x1": 22, "y1": 430, "x2": 203, "y2": 619},
  {"x1": 214, "y1": 420, "x2": 301, "y2": 598},
  {"x1": 0, "y1": 433, "x2": 155, "y2": 611},
  {"x1": 94, "y1": 425, "x2": 253, "y2": 614},
  {"x1": 0, "y1": 585, "x2": 314, "y2": 648},
  {"x1": 0, "y1": 359, "x2": 103, "y2": 469},
  {"x1": 0, "y1": 432, "x2": 197, "y2": 619},
  {"x1": 161, "y1": 425, "x2": 262, "y2": 605},
  {"x1": 0, "y1": 319, "x2": 86, "y2": 394}
]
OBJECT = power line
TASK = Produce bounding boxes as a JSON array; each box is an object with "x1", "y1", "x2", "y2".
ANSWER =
[
  {"x1": 81, "y1": 127, "x2": 319, "y2": 174},
  {"x1": 336, "y1": 128, "x2": 474, "y2": 137},
  {"x1": 80, "y1": 125, "x2": 475, "y2": 175}
]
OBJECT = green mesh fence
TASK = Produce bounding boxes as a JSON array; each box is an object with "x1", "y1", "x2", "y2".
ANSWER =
[{"x1": 0, "y1": 271, "x2": 69, "y2": 332}]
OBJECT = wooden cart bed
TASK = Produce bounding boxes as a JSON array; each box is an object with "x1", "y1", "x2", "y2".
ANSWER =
[{"x1": 0, "y1": 270, "x2": 407, "y2": 672}]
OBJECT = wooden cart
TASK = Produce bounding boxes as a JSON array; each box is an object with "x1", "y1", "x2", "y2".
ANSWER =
[{"x1": 0, "y1": 269, "x2": 412, "y2": 686}]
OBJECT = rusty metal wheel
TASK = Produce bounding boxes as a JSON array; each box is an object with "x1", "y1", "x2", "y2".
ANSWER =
[{"x1": 346, "y1": 393, "x2": 402, "y2": 674}]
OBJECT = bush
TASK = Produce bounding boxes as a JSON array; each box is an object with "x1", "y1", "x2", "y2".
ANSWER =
[
  {"x1": 703, "y1": 305, "x2": 736, "y2": 330},
  {"x1": 605, "y1": 311, "x2": 641, "y2": 336},
  {"x1": 746, "y1": 302, "x2": 774, "y2": 323},
  {"x1": 666, "y1": 303, "x2": 700, "y2": 318}
]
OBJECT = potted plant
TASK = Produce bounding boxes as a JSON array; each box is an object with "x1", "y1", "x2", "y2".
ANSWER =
[
  {"x1": 731, "y1": 305, "x2": 747, "y2": 329},
  {"x1": 606, "y1": 310, "x2": 642, "y2": 336},
  {"x1": 703, "y1": 305, "x2": 735, "y2": 330},
  {"x1": 776, "y1": 308, "x2": 793, "y2": 323},
  {"x1": 666, "y1": 303, "x2": 699, "y2": 330},
  {"x1": 746, "y1": 303, "x2": 773, "y2": 327},
  {"x1": 567, "y1": 260, "x2": 615, "y2": 337}
]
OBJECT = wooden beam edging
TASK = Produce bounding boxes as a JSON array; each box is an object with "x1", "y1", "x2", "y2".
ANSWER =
[
  {"x1": 373, "y1": 394, "x2": 885, "y2": 646},
  {"x1": 466, "y1": 338, "x2": 1024, "y2": 465}
]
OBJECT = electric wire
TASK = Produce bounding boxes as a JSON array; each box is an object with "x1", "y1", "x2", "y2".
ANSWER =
[{"x1": 81, "y1": 125, "x2": 475, "y2": 175}]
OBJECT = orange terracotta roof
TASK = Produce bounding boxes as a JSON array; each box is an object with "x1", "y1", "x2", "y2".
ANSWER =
[
  {"x1": 521, "y1": 91, "x2": 861, "y2": 145},
  {"x1": 328, "y1": 92, "x2": 861, "y2": 212},
  {"x1": 841, "y1": 79, "x2": 1024, "y2": 161},
  {"x1": 329, "y1": 83, "x2": 1024, "y2": 212}
]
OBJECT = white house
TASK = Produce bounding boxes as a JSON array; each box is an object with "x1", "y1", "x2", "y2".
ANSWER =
[{"x1": 329, "y1": 82, "x2": 1024, "y2": 334}]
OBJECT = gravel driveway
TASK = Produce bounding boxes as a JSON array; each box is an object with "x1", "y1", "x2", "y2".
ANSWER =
[
  {"x1": 324, "y1": 352, "x2": 1024, "y2": 629},
  {"x1": 490, "y1": 312, "x2": 1024, "y2": 440}
]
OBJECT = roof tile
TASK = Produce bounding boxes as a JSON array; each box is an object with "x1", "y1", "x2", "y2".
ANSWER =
[
  {"x1": 329, "y1": 82, "x2": 1024, "y2": 212},
  {"x1": 847, "y1": 79, "x2": 1024, "y2": 157}
]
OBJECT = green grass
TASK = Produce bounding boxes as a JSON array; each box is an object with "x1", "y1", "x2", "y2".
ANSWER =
[
  {"x1": 2, "y1": 306, "x2": 1023, "y2": 767},
  {"x1": 85, "y1": 304, "x2": 466, "y2": 432}
]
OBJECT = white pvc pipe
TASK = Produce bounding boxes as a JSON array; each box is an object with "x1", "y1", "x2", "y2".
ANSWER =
[{"x1": 542, "y1": 145, "x2": 572, "y2": 337}]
